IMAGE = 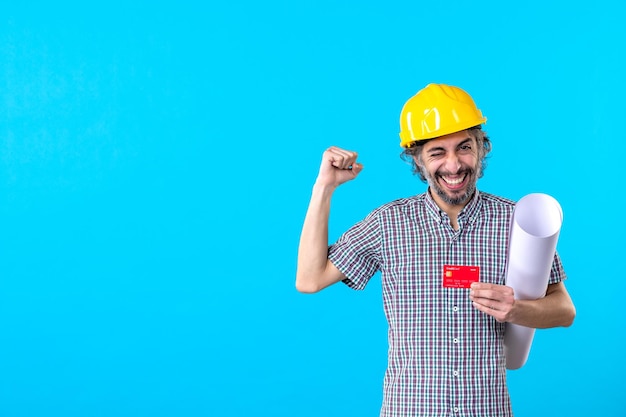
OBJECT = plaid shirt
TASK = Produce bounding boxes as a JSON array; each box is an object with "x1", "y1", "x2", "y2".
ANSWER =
[{"x1": 328, "y1": 190, "x2": 566, "y2": 417}]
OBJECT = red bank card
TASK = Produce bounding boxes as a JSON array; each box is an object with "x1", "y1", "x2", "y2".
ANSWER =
[{"x1": 443, "y1": 265, "x2": 480, "y2": 288}]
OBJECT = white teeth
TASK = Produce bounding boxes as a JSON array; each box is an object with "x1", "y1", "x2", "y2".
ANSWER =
[{"x1": 443, "y1": 176, "x2": 464, "y2": 185}]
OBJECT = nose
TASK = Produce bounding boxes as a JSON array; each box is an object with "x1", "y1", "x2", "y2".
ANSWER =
[{"x1": 444, "y1": 153, "x2": 462, "y2": 174}]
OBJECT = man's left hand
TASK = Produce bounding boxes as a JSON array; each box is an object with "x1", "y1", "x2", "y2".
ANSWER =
[{"x1": 469, "y1": 282, "x2": 516, "y2": 322}]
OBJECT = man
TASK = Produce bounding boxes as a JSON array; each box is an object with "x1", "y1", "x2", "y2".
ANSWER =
[{"x1": 295, "y1": 83, "x2": 576, "y2": 416}]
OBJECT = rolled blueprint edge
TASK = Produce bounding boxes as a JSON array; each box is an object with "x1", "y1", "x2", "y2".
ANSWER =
[{"x1": 504, "y1": 193, "x2": 562, "y2": 370}]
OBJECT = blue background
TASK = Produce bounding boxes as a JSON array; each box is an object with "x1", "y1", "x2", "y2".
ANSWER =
[{"x1": 1, "y1": 1, "x2": 623, "y2": 416}]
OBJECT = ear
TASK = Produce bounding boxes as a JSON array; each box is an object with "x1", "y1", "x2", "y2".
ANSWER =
[
  {"x1": 412, "y1": 154, "x2": 423, "y2": 169},
  {"x1": 411, "y1": 154, "x2": 428, "y2": 180}
]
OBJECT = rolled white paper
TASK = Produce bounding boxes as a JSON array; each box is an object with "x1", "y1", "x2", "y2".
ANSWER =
[{"x1": 504, "y1": 193, "x2": 563, "y2": 370}]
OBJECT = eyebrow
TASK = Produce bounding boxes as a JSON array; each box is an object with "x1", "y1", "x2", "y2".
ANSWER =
[{"x1": 426, "y1": 137, "x2": 473, "y2": 154}]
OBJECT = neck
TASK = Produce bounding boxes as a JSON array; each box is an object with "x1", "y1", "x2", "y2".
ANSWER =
[{"x1": 429, "y1": 189, "x2": 471, "y2": 231}]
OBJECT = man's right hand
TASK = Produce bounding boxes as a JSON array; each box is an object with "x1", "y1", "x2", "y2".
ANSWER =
[{"x1": 315, "y1": 146, "x2": 363, "y2": 189}]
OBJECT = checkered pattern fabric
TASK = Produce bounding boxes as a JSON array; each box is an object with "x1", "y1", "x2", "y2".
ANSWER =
[{"x1": 328, "y1": 190, "x2": 566, "y2": 417}]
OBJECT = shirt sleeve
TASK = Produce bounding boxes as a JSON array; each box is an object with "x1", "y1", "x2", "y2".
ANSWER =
[
  {"x1": 548, "y1": 251, "x2": 567, "y2": 284},
  {"x1": 328, "y1": 211, "x2": 382, "y2": 290}
]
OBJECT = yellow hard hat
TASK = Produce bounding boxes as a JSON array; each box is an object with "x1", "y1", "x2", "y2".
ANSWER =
[{"x1": 399, "y1": 83, "x2": 487, "y2": 148}]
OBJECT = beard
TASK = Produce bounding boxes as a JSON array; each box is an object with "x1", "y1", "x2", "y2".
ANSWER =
[{"x1": 424, "y1": 165, "x2": 479, "y2": 206}]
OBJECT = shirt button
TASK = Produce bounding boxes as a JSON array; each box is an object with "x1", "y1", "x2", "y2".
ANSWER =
[
  {"x1": 453, "y1": 370, "x2": 459, "y2": 377},
  {"x1": 453, "y1": 407, "x2": 460, "y2": 413},
  {"x1": 452, "y1": 306, "x2": 459, "y2": 312},
  {"x1": 453, "y1": 338, "x2": 459, "y2": 344}
]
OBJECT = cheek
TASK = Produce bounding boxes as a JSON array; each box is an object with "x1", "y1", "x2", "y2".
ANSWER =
[
  {"x1": 425, "y1": 163, "x2": 445, "y2": 178},
  {"x1": 461, "y1": 155, "x2": 479, "y2": 169}
]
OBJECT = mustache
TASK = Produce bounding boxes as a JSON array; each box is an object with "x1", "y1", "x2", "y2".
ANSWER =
[{"x1": 435, "y1": 167, "x2": 474, "y2": 177}]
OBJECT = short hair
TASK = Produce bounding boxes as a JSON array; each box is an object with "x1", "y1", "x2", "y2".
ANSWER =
[{"x1": 400, "y1": 126, "x2": 492, "y2": 182}]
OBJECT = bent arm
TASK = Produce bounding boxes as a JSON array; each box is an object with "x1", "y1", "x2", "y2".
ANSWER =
[
  {"x1": 470, "y1": 281, "x2": 576, "y2": 328},
  {"x1": 509, "y1": 281, "x2": 576, "y2": 328},
  {"x1": 295, "y1": 183, "x2": 346, "y2": 293},
  {"x1": 295, "y1": 147, "x2": 362, "y2": 293}
]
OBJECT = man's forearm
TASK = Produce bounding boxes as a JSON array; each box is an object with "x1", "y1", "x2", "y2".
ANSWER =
[
  {"x1": 509, "y1": 282, "x2": 576, "y2": 328},
  {"x1": 296, "y1": 184, "x2": 335, "y2": 293}
]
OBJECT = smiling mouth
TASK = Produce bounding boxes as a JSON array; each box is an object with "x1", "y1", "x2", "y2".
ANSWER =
[{"x1": 439, "y1": 173, "x2": 468, "y2": 189}]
